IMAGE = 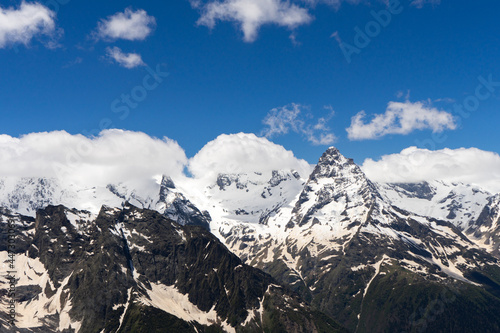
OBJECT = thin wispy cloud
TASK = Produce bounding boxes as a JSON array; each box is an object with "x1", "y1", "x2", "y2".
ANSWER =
[
  {"x1": 346, "y1": 100, "x2": 456, "y2": 140},
  {"x1": 62, "y1": 57, "x2": 83, "y2": 68},
  {"x1": 262, "y1": 103, "x2": 337, "y2": 145},
  {"x1": 395, "y1": 90, "x2": 411, "y2": 100},
  {"x1": 106, "y1": 47, "x2": 145, "y2": 69},
  {"x1": 410, "y1": 0, "x2": 441, "y2": 8},
  {"x1": 0, "y1": 1, "x2": 57, "y2": 48},
  {"x1": 192, "y1": 0, "x2": 313, "y2": 42},
  {"x1": 304, "y1": 0, "x2": 439, "y2": 10},
  {"x1": 301, "y1": 0, "x2": 361, "y2": 10},
  {"x1": 94, "y1": 8, "x2": 156, "y2": 41}
]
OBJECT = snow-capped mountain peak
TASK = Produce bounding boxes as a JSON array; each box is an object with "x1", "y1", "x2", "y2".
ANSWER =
[
  {"x1": 377, "y1": 180, "x2": 492, "y2": 231},
  {"x1": 288, "y1": 146, "x2": 379, "y2": 229}
]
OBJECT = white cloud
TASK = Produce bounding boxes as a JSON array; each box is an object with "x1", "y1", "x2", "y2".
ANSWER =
[
  {"x1": 188, "y1": 133, "x2": 312, "y2": 181},
  {"x1": 362, "y1": 147, "x2": 500, "y2": 193},
  {"x1": 0, "y1": 130, "x2": 187, "y2": 188},
  {"x1": 3, "y1": 130, "x2": 498, "y2": 199},
  {"x1": 0, "y1": 1, "x2": 57, "y2": 48},
  {"x1": 193, "y1": 0, "x2": 313, "y2": 42},
  {"x1": 262, "y1": 103, "x2": 337, "y2": 145},
  {"x1": 0, "y1": 130, "x2": 312, "y2": 189},
  {"x1": 95, "y1": 8, "x2": 156, "y2": 41},
  {"x1": 346, "y1": 101, "x2": 456, "y2": 140},
  {"x1": 106, "y1": 46, "x2": 145, "y2": 68}
]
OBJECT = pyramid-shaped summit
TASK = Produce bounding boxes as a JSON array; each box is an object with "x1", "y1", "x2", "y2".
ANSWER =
[{"x1": 289, "y1": 146, "x2": 380, "y2": 228}]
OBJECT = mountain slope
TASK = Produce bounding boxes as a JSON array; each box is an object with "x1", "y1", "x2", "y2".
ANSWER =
[
  {"x1": 176, "y1": 170, "x2": 306, "y2": 242},
  {"x1": 210, "y1": 147, "x2": 500, "y2": 332},
  {"x1": 0, "y1": 204, "x2": 345, "y2": 333},
  {"x1": 377, "y1": 180, "x2": 491, "y2": 231},
  {"x1": 467, "y1": 194, "x2": 500, "y2": 258}
]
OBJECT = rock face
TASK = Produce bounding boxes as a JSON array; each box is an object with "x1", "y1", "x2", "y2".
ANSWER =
[
  {"x1": 467, "y1": 194, "x2": 500, "y2": 258},
  {"x1": 156, "y1": 176, "x2": 211, "y2": 230},
  {"x1": 0, "y1": 204, "x2": 344, "y2": 333}
]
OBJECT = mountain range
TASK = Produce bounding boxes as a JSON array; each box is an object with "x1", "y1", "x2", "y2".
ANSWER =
[{"x1": 1, "y1": 146, "x2": 500, "y2": 332}]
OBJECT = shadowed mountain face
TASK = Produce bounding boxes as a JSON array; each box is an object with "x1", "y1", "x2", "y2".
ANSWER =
[{"x1": 0, "y1": 204, "x2": 345, "y2": 333}]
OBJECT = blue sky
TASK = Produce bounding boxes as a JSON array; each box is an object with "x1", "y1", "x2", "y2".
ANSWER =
[{"x1": 1, "y1": 0, "x2": 499, "y2": 166}]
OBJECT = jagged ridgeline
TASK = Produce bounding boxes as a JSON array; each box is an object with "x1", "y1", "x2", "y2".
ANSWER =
[
  {"x1": 1, "y1": 146, "x2": 500, "y2": 332},
  {"x1": 208, "y1": 147, "x2": 500, "y2": 332},
  {"x1": 0, "y1": 204, "x2": 345, "y2": 332}
]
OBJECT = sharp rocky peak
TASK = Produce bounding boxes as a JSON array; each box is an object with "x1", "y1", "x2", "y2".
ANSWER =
[
  {"x1": 160, "y1": 175, "x2": 176, "y2": 190},
  {"x1": 307, "y1": 146, "x2": 378, "y2": 196},
  {"x1": 311, "y1": 146, "x2": 362, "y2": 181},
  {"x1": 288, "y1": 146, "x2": 381, "y2": 228}
]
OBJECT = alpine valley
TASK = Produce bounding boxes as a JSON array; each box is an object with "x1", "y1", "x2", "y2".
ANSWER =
[{"x1": 2, "y1": 146, "x2": 500, "y2": 333}]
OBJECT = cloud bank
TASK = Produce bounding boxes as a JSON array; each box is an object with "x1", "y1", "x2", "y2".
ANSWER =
[
  {"x1": 106, "y1": 46, "x2": 145, "y2": 68},
  {"x1": 95, "y1": 8, "x2": 156, "y2": 41},
  {"x1": 2, "y1": 130, "x2": 498, "y2": 194},
  {"x1": 0, "y1": 130, "x2": 187, "y2": 188},
  {"x1": 262, "y1": 103, "x2": 337, "y2": 145},
  {"x1": 0, "y1": 1, "x2": 57, "y2": 48},
  {"x1": 0, "y1": 130, "x2": 311, "y2": 189},
  {"x1": 346, "y1": 101, "x2": 457, "y2": 140},
  {"x1": 193, "y1": 0, "x2": 313, "y2": 42},
  {"x1": 362, "y1": 147, "x2": 500, "y2": 193}
]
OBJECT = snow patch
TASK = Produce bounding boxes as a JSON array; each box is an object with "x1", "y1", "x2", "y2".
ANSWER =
[{"x1": 139, "y1": 283, "x2": 235, "y2": 332}]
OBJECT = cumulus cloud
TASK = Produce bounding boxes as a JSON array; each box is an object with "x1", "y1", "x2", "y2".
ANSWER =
[
  {"x1": 192, "y1": 0, "x2": 313, "y2": 42},
  {"x1": 0, "y1": 130, "x2": 187, "y2": 188},
  {"x1": 188, "y1": 133, "x2": 312, "y2": 181},
  {"x1": 362, "y1": 147, "x2": 500, "y2": 193},
  {"x1": 346, "y1": 101, "x2": 457, "y2": 140},
  {"x1": 0, "y1": 130, "x2": 313, "y2": 190},
  {"x1": 0, "y1": 1, "x2": 57, "y2": 48},
  {"x1": 106, "y1": 46, "x2": 145, "y2": 68},
  {"x1": 95, "y1": 8, "x2": 156, "y2": 41},
  {"x1": 262, "y1": 104, "x2": 337, "y2": 145},
  {"x1": 3, "y1": 130, "x2": 498, "y2": 199}
]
